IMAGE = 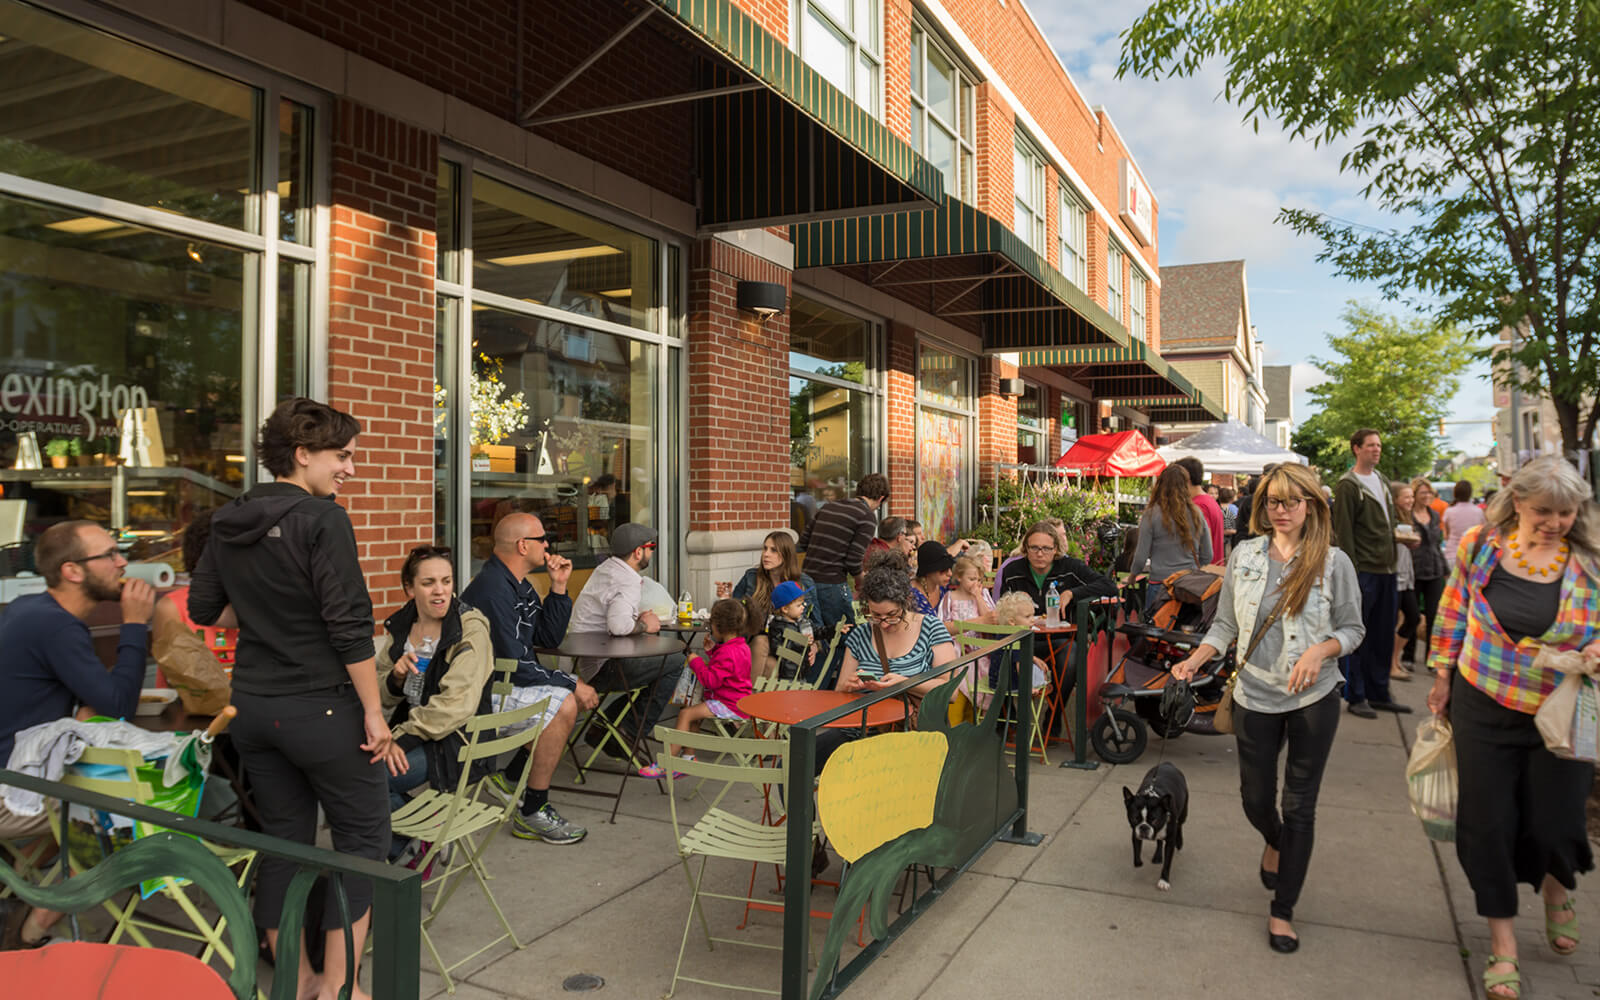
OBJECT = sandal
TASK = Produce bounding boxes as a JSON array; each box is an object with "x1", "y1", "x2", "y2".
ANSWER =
[
  {"x1": 1546, "y1": 897, "x2": 1580, "y2": 955},
  {"x1": 1483, "y1": 955, "x2": 1520, "y2": 999}
]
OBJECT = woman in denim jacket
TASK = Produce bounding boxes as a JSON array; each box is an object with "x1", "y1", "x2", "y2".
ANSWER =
[{"x1": 1174, "y1": 463, "x2": 1365, "y2": 955}]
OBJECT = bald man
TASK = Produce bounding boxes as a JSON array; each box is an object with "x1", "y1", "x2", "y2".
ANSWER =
[{"x1": 461, "y1": 512, "x2": 596, "y2": 845}]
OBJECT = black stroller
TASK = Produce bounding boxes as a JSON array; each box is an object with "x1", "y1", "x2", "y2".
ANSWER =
[{"x1": 1090, "y1": 568, "x2": 1236, "y2": 764}]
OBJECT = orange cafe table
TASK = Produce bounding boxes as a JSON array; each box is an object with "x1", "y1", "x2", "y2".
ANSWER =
[{"x1": 738, "y1": 689, "x2": 907, "y2": 730}]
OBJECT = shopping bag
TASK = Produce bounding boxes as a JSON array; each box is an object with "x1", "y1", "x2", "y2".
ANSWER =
[
  {"x1": 668, "y1": 665, "x2": 702, "y2": 707},
  {"x1": 151, "y1": 612, "x2": 232, "y2": 715},
  {"x1": 1405, "y1": 716, "x2": 1457, "y2": 842},
  {"x1": 1535, "y1": 669, "x2": 1600, "y2": 761}
]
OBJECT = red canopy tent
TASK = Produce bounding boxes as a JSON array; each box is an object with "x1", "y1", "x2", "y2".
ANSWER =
[{"x1": 1054, "y1": 430, "x2": 1166, "y2": 477}]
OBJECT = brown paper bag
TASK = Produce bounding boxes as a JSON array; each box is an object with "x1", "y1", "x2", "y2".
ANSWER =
[{"x1": 152, "y1": 613, "x2": 232, "y2": 715}]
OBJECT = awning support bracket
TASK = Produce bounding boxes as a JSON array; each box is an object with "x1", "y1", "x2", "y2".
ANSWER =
[
  {"x1": 520, "y1": 5, "x2": 657, "y2": 124},
  {"x1": 523, "y1": 83, "x2": 765, "y2": 126}
]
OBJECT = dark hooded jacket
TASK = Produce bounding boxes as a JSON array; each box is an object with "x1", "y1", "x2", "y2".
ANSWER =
[{"x1": 189, "y1": 481, "x2": 375, "y2": 696}]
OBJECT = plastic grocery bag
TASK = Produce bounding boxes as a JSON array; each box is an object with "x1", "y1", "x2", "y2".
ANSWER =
[
  {"x1": 1406, "y1": 716, "x2": 1457, "y2": 843},
  {"x1": 1536, "y1": 666, "x2": 1600, "y2": 762}
]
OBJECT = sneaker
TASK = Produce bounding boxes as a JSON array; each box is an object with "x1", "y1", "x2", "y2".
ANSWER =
[
  {"x1": 511, "y1": 803, "x2": 588, "y2": 844},
  {"x1": 484, "y1": 772, "x2": 518, "y2": 806},
  {"x1": 638, "y1": 763, "x2": 685, "y2": 780}
]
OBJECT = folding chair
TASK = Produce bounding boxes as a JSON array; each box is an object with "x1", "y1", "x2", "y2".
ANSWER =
[
  {"x1": 659, "y1": 725, "x2": 810, "y2": 998},
  {"x1": 49, "y1": 746, "x2": 258, "y2": 972},
  {"x1": 949, "y1": 621, "x2": 1051, "y2": 764},
  {"x1": 389, "y1": 694, "x2": 551, "y2": 993}
]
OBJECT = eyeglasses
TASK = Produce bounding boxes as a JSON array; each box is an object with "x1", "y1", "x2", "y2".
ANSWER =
[
  {"x1": 1264, "y1": 496, "x2": 1307, "y2": 511},
  {"x1": 863, "y1": 608, "x2": 907, "y2": 627},
  {"x1": 73, "y1": 547, "x2": 123, "y2": 565},
  {"x1": 1026, "y1": 544, "x2": 1056, "y2": 554},
  {"x1": 521, "y1": 535, "x2": 548, "y2": 545}
]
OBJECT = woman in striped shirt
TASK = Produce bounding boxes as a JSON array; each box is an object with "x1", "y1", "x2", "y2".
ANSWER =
[
  {"x1": 1426, "y1": 457, "x2": 1600, "y2": 1000},
  {"x1": 837, "y1": 552, "x2": 958, "y2": 696}
]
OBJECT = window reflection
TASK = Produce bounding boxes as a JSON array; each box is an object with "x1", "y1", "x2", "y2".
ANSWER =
[{"x1": 789, "y1": 295, "x2": 877, "y2": 533}]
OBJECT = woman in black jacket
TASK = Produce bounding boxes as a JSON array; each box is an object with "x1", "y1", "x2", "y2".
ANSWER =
[
  {"x1": 191, "y1": 397, "x2": 402, "y2": 1000},
  {"x1": 1404, "y1": 477, "x2": 1449, "y2": 667}
]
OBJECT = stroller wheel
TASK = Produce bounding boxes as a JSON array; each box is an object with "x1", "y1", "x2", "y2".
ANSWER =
[{"x1": 1090, "y1": 707, "x2": 1148, "y2": 765}]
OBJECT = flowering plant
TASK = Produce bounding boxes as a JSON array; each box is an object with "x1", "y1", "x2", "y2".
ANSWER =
[{"x1": 434, "y1": 353, "x2": 529, "y2": 446}]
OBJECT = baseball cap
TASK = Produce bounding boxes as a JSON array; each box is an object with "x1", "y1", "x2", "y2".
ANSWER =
[
  {"x1": 610, "y1": 522, "x2": 658, "y2": 557},
  {"x1": 771, "y1": 580, "x2": 806, "y2": 609}
]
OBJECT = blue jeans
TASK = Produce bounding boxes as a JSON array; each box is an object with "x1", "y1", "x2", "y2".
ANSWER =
[
  {"x1": 1341, "y1": 571, "x2": 1397, "y2": 705},
  {"x1": 813, "y1": 581, "x2": 855, "y2": 629},
  {"x1": 388, "y1": 745, "x2": 429, "y2": 858}
]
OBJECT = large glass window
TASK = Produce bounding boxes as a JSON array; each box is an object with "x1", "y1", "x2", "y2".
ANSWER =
[
  {"x1": 909, "y1": 25, "x2": 975, "y2": 203},
  {"x1": 1013, "y1": 134, "x2": 1046, "y2": 255},
  {"x1": 1107, "y1": 241, "x2": 1126, "y2": 325},
  {"x1": 916, "y1": 345, "x2": 975, "y2": 540},
  {"x1": 1059, "y1": 186, "x2": 1087, "y2": 290},
  {"x1": 789, "y1": 294, "x2": 882, "y2": 535},
  {"x1": 795, "y1": 0, "x2": 882, "y2": 116},
  {"x1": 437, "y1": 164, "x2": 680, "y2": 576},
  {"x1": 0, "y1": 1, "x2": 318, "y2": 569},
  {"x1": 1129, "y1": 267, "x2": 1147, "y2": 342},
  {"x1": 1017, "y1": 382, "x2": 1045, "y2": 467}
]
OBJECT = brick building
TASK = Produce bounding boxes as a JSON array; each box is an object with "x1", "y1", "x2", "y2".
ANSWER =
[{"x1": 0, "y1": 0, "x2": 1219, "y2": 609}]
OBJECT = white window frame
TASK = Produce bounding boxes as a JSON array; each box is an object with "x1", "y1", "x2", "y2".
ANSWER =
[
  {"x1": 1058, "y1": 185, "x2": 1087, "y2": 290},
  {"x1": 909, "y1": 22, "x2": 976, "y2": 203},
  {"x1": 1129, "y1": 267, "x2": 1147, "y2": 342},
  {"x1": 792, "y1": 0, "x2": 883, "y2": 117},
  {"x1": 1107, "y1": 240, "x2": 1126, "y2": 326},
  {"x1": 1013, "y1": 132, "x2": 1047, "y2": 255},
  {"x1": 786, "y1": 286, "x2": 888, "y2": 493},
  {"x1": 1016, "y1": 381, "x2": 1045, "y2": 465}
]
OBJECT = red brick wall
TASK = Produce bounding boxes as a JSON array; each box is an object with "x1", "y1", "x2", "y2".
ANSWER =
[
  {"x1": 686, "y1": 239, "x2": 791, "y2": 533},
  {"x1": 884, "y1": 0, "x2": 914, "y2": 142},
  {"x1": 975, "y1": 84, "x2": 1014, "y2": 224},
  {"x1": 328, "y1": 99, "x2": 438, "y2": 614},
  {"x1": 977, "y1": 357, "x2": 1018, "y2": 487},
  {"x1": 885, "y1": 322, "x2": 917, "y2": 514}
]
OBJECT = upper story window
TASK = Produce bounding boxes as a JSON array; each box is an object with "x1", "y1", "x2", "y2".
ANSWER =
[
  {"x1": 1013, "y1": 132, "x2": 1046, "y2": 255},
  {"x1": 1107, "y1": 240, "x2": 1125, "y2": 325},
  {"x1": 795, "y1": 0, "x2": 882, "y2": 116},
  {"x1": 1059, "y1": 185, "x2": 1087, "y2": 290},
  {"x1": 910, "y1": 24, "x2": 974, "y2": 203},
  {"x1": 1129, "y1": 267, "x2": 1147, "y2": 342}
]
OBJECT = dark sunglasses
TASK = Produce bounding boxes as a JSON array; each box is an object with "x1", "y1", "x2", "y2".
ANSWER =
[
  {"x1": 409, "y1": 544, "x2": 454, "y2": 559},
  {"x1": 521, "y1": 535, "x2": 548, "y2": 545}
]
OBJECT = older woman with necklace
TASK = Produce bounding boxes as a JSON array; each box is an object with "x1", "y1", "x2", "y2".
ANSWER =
[{"x1": 1426, "y1": 457, "x2": 1600, "y2": 1000}]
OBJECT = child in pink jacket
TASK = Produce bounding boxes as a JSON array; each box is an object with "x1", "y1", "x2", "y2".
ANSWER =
[{"x1": 641, "y1": 598, "x2": 753, "y2": 777}]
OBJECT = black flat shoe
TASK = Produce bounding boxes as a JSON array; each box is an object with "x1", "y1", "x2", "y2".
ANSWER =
[
  {"x1": 1369, "y1": 700, "x2": 1414, "y2": 714},
  {"x1": 1268, "y1": 930, "x2": 1299, "y2": 954},
  {"x1": 1346, "y1": 700, "x2": 1378, "y2": 719},
  {"x1": 1260, "y1": 867, "x2": 1279, "y2": 891}
]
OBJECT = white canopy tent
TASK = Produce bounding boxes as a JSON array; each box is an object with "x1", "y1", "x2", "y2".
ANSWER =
[{"x1": 1158, "y1": 420, "x2": 1307, "y2": 475}]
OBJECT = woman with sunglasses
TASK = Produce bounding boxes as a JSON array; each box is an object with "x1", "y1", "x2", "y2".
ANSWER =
[
  {"x1": 375, "y1": 545, "x2": 495, "y2": 854},
  {"x1": 1173, "y1": 463, "x2": 1365, "y2": 956}
]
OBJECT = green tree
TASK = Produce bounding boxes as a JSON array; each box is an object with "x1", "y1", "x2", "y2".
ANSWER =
[
  {"x1": 1291, "y1": 304, "x2": 1473, "y2": 482},
  {"x1": 1120, "y1": 0, "x2": 1600, "y2": 458}
]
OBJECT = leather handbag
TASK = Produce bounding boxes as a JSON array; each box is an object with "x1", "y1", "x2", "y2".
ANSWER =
[{"x1": 1214, "y1": 593, "x2": 1286, "y2": 735}]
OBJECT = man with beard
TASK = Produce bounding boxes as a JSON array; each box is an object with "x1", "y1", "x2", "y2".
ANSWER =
[
  {"x1": 0, "y1": 520, "x2": 156, "y2": 948},
  {"x1": 568, "y1": 523, "x2": 682, "y2": 767}
]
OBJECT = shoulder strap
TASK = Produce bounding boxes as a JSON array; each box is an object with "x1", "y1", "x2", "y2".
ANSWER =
[
  {"x1": 872, "y1": 621, "x2": 892, "y2": 673},
  {"x1": 1242, "y1": 590, "x2": 1288, "y2": 666}
]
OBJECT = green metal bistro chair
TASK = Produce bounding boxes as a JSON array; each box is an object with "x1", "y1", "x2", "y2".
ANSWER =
[
  {"x1": 390, "y1": 695, "x2": 550, "y2": 993},
  {"x1": 949, "y1": 621, "x2": 1050, "y2": 764},
  {"x1": 658, "y1": 725, "x2": 799, "y2": 998}
]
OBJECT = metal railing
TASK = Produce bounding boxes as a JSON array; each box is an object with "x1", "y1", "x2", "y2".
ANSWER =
[
  {"x1": 777, "y1": 627, "x2": 1039, "y2": 1000},
  {"x1": 0, "y1": 768, "x2": 421, "y2": 1000}
]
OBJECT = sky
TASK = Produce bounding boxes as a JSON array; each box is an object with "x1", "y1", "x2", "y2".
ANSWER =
[{"x1": 1027, "y1": 2, "x2": 1499, "y2": 457}]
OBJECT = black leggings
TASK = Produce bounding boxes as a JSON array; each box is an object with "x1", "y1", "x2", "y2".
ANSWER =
[
  {"x1": 1396, "y1": 588, "x2": 1420, "y2": 649},
  {"x1": 1235, "y1": 689, "x2": 1342, "y2": 921},
  {"x1": 231, "y1": 687, "x2": 390, "y2": 930},
  {"x1": 1451, "y1": 673, "x2": 1594, "y2": 917},
  {"x1": 1406, "y1": 577, "x2": 1445, "y2": 662}
]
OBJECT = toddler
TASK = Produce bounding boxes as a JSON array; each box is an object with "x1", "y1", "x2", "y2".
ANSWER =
[
  {"x1": 642, "y1": 598, "x2": 754, "y2": 777},
  {"x1": 938, "y1": 555, "x2": 997, "y2": 624},
  {"x1": 762, "y1": 579, "x2": 817, "y2": 679}
]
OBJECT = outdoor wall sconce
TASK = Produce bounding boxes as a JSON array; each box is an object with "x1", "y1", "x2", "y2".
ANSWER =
[
  {"x1": 998, "y1": 377, "x2": 1026, "y2": 396},
  {"x1": 736, "y1": 280, "x2": 786, "y2": 320}
]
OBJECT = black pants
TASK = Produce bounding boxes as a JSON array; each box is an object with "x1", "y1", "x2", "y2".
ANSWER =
[
  {"x1": 1396, "y1": 587, "x2": 1420, "y2": 647},
  {"x1": 231, "y1": 687, "x2": 390, "y2": 929},
  {"x1": 1451, "y1": 673, "x2": 1594, "y2": 917},
  {"x1": 1235, "y1": 689, "x2": 1341, "y2": 921},
  {"x1": 1406, "y1": 577, "x2": 1445, "y2": 662},
  {"x1": 585, "y1": 653, "x2": 681, "y2": 747}
]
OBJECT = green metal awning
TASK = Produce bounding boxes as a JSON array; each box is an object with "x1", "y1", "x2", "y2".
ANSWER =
[
  {"x1": 793, "y1": 195, "x2": 1128, "y2": 352},
  {"x1": 1017, "y1": 342, "x2": 1226, "y2": 421},
  {"x1": 654, "y1": 0, "x2": 944, "y2": 228}
]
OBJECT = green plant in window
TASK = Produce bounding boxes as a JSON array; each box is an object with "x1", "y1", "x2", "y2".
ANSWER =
[
  {"x1": 66, "y1": 437, "x2": 84, "y2": 458},
  {"x1": 44, "y1": 438, "x2": 71, "y2": 459},
  {"x1": 433, "y1": 354, "x2": 530, "y2": 446}
]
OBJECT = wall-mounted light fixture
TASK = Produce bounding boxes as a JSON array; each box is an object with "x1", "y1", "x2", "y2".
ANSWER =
[
  {"x1": 998, "y1": 377, "x2": 1026, "y2": 396},
  {"x1": 736, "y1": 280, "x2": 786, "y2": 320}
]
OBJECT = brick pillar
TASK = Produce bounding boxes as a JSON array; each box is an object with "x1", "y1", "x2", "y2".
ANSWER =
[
  {"x1": 884, "y1": 0, "x2": 914, "y2": 143},
  {"x1": 328, "y1": 99, "x2": 438, "y2": 613},
  {"x1": 977, "y1": 356, "x2": 1018, "y2": 489},
  {"x1": 885, "y1": 320, "x2": 917, "y2": 518}
]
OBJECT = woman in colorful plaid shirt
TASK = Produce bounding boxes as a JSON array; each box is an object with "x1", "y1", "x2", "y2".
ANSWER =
[{"x1": 1426, "y1": 457, "x2": 1600, "y2": 1000}]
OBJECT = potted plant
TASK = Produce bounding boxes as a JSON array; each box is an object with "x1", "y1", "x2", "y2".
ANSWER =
[
  {"x1": 98, "y1": 434, "x2": 119, "y2": 466},
  {"x1": 68, "y1": 437, "x2": 89, "y2": 466},
  {"x1": 44, "y1": 438, "x2": 70, "y2": 469}
]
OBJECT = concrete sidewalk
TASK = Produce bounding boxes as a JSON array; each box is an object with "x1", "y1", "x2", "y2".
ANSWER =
[{"x1": 399, "y1": 673, "x2": 1599, "y2": 1000}]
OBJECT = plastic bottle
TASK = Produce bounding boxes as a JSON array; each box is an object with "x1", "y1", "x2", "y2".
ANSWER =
[
  {"x1": 677, "y1": 591, "x2": 694, "y2": 626},
  {"x1": 403, "y1": 634, "x2": 437, "y2": 705},
  {"x1": 1045, "y1": 581, "x2": 1061, "y2": 628}
]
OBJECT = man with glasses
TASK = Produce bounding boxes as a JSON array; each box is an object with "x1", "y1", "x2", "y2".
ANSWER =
[
  {"x1": 1332, "y1": 428, "x2": 1418, "y2": 719},
  {"x1": 568, "y1": 523, "x2": 682, "y2": 764},
  {"x1": 0, "y1": 520, "x2": 156, "y2": 949},
  {"x1": 462, "y1": 512, "x2": 595, "y2": 844}
]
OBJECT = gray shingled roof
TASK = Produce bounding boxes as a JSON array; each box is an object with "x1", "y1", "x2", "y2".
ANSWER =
[{"x1": 1159, "y1": 260, "x2": 1245, "y2": 349}]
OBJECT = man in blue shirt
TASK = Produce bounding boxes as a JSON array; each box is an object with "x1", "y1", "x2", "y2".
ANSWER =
[
  {"x1": 461, "y1": 512, "x2": 596, "y2": 845},
  {"x1": 0, "y1": 520, "x2": 156, "y2": 949}
]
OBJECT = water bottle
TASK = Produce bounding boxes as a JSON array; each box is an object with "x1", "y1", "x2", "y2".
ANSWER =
[
  {"x1": 403, "y1": 635, "x2": 436, "y2": 705},
  {"x1": 1045, "y1": 581, "x2": 1061, "y2": 628},
  {"x1": 677, "y1": 591, "x2": 694, "y2": 626}
]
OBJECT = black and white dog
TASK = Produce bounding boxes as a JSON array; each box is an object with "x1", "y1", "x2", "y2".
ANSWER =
[{"x1": 1122, "y1": 761, "x2": 1189, "y2": 891}]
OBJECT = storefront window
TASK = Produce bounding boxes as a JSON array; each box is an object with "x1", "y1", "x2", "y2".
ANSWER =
[
  {"x1": 1017, "y1": 382, "x2": 1044, "y2": 466},
  {"x1": 916, "y1": 346, "x2": 974, "y2": 541},
  {"x1": 789, "y1": 294, "x2": 881, "y2": 534}
]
